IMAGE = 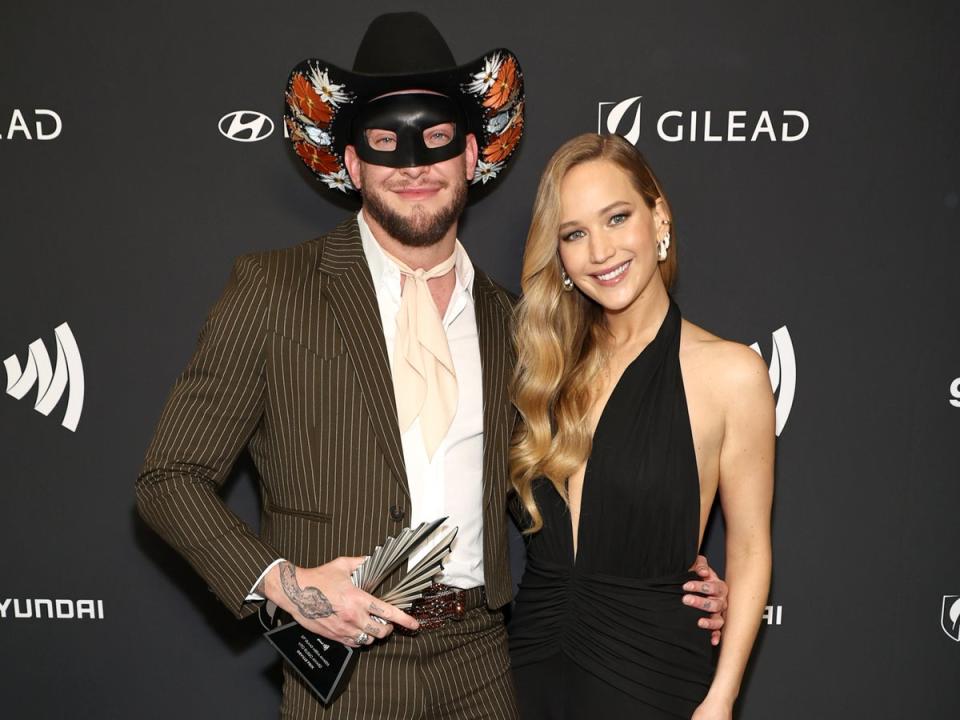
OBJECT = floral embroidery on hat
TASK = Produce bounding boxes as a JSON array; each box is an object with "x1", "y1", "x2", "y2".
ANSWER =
[
  {"x1": 462, "y1": 53, "x2": 524, "y2": 183},
  {"x1": 285, "y1": 64, "x2": 357, "y2": 192},
  {"x1": 473, "y1": 159, "x2": 505, "y2": 185},
  {"x1": 289, "y1": 73, "x2": 333, "y2": 125},
  {"x1": 304, "y1": 126, "x2": 333, "y2": 146},
  {"x1": 464, "y1": 52, "x2": 503, "y2": 95},
  {"x1": 320, "y1": 169, "x2": 353, "y2": 191},
  {"x1": 483, "y1": 105, "x2": 523, "y2": 164},
  {"x1": 308, "y1": 66, "x2": 353, "y2": 107},
  {"x1": 294, "y1": 142, "x2": 341, "y2": 175},
  {"x1": 485, "y1": 109, "x2": 511, "y2": 135},
  {"x1": 483, "y1": 54, "x2": 520, "y2": 111}
]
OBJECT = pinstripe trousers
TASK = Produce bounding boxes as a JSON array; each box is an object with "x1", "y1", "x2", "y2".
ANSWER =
[{"x1": 281, "y1": 607, "x2": 518, "y2": 719}]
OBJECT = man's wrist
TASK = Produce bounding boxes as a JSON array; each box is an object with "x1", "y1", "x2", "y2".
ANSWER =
[
  {"x1": 245, "y1": 558, "x2": 286, "y2": 603},
  {"x1": 260, "y1": 561, "x2": 284, "y2": 604}
]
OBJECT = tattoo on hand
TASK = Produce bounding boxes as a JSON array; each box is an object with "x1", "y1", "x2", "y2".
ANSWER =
[{"x1": 279, "y1": 562, "x2": 335, "y2": 619}]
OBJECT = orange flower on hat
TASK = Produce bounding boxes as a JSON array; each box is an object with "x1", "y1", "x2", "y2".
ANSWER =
[
  {"x1": 289, "y1": 73, "x2": 333, "y2": 126},
  {"x1": 294, "y1": 141, "x2": 340, "y2": 175},
  {"x1": 483, "y1": 112, "x2": 523, "y2": 163},
  {"x1": 483, "y1": 55, "x2": 519, "y2": 111}
]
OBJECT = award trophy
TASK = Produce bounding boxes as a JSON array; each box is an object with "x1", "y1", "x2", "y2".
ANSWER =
[{"x1": 261, "y1": 517, "x2": 457, "y2": 704}]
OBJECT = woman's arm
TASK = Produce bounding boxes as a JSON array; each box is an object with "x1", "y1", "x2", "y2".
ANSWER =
[{"x1": 694, "y1": 345, "x2": 775, "y2": 719}]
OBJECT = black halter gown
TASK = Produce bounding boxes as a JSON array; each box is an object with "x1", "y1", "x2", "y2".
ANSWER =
[{"x1": 509, "y1": 301, "x2": 715, "y2": 719}]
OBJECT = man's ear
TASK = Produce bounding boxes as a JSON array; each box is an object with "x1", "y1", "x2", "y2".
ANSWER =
[
  {"x1": 464, "y1": 133, "x2": 479, "y2": 182},
  {"x1": 344, "y1": 145, "x2": 362, "y2": 190}
]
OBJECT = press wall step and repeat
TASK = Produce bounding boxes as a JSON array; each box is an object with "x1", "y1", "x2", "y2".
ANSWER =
[{"x1": 2, "y1": 2, "x2": 958, "y2": 718}]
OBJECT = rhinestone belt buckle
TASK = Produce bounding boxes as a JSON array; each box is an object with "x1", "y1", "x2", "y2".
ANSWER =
[{"x1": 398, "y1": 583, "x2": 467, "y2": 634}]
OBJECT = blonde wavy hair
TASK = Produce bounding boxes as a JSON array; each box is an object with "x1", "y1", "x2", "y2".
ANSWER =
[{"x1": 509, "y1": 133, "x2": 677, "y2": 533}]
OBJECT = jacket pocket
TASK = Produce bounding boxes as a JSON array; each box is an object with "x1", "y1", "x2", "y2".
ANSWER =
[
  {"x1": 269, "y1": 323, "x2": 345, "y2": 360},
  {"x1": 265, "y1": 500, "x2": 333, "y2": 523}
]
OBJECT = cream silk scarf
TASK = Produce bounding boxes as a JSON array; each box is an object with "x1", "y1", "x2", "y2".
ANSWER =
[{"x1": 380, "y1": 245, "x2": 459, "y2": 460}]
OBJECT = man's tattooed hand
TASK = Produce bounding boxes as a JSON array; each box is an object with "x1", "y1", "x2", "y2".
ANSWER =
[{"x1": 278, "y1": 561, "x2": 335, "y2": 619}]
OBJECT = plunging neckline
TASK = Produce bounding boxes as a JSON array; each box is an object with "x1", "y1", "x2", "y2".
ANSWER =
[{"x1": 568, "y1": 302, "x2": 675, "y2": 566}]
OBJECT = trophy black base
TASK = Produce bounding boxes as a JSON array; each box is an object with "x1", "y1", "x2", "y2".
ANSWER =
[{"x1": 264, "y1": 622, "x2": 358, "y2": 705}]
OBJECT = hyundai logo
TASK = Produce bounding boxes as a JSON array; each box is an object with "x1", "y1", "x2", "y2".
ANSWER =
[{"x1": 218, "y1": 111, "x2": 274, "y2": 142}]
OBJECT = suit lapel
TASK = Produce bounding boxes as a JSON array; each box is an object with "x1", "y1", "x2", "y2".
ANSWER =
[
  {"x1": 473, "y1": 271, "x2": 514, "y2": 509},
  {"x1": 317, "y1": 217, "x2": 409, "y2": 499}
]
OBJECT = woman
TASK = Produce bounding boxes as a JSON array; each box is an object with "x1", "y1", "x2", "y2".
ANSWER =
[{"x1": 508, "y1": 133, "x2": 774, "y2": 719}]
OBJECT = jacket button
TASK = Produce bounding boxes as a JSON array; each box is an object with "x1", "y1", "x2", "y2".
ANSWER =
[{"x1": 389, "y1": 505, "x2": 406, "y2": 521}]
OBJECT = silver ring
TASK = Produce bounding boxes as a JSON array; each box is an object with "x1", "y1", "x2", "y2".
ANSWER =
[{"x1": 356, "y1": 631, "x2": 370, "y2": 645}]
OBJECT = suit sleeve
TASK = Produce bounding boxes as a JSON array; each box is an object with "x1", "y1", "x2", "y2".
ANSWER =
[{"x1": 136, "y1": 254, "x2": 280, "y2": 619}]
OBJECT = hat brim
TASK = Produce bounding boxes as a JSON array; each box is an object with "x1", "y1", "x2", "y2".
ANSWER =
[{"x1": 284, "y1": 49, "x2": 525, "y2": 193}]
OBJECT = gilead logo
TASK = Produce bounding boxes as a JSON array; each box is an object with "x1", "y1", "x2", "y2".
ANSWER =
[
  {"x1": 0, "y1": 109, "x2": 62, "y2": 140},
  {"x1": 4, "y1": 322, "x2": 84, "y2": 431},
  {"x1": 598, "y1": 96, "x2": 644, "y2": 145},
  {"x1": 598, "y1": 96, "x2": 809, "y2": 143},
  {"x1": 750, "y1": 326, "x2": 796, "y2": 437},
  {"x1": 943, "y1": 595, "x2": 960, "y2": 641},
  {"x1": 0, "y1": 598, "x2": 105, "y2": 620},
  {"x1": 657, "y1": 110, "x2": 808, "y2": 142}
]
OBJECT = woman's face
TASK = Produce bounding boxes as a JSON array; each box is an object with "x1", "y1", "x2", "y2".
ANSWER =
[{"x1": 557, "y1": 159, "x2": 668, "y2": 314}]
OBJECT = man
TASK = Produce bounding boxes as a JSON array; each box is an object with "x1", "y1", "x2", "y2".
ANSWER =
[{"x1": 136, "y1": 12, "x2": 727, "y2": 719}]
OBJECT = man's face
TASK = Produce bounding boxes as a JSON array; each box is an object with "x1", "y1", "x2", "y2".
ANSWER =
[{"x1": 344, "y1": 94, "x2": 478, "y2": 248}]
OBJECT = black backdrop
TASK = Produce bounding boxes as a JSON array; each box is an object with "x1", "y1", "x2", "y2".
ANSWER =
[{"x1": 2, "y1": 1, "x2": 958, "y2": 717}]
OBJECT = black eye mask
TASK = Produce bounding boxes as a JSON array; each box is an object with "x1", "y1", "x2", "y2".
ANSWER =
[{"x1": 352, "y1": 93, "x2": 467, "y2": 168}]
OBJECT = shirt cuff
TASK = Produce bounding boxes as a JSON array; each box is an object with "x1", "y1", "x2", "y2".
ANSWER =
[{"x1": 244, "y1": 558, "x2": 285, "y2": 602}]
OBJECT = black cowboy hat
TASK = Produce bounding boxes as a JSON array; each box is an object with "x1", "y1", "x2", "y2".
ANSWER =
[{"x1": 284, "y1": 12, "x2": 525, "y2": 193}]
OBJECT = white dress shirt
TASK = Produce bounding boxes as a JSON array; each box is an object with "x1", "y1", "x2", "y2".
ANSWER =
[
  {"x1": 245, "y1": 211, "x2": 485, "y2": 600},
  {"x1": 358, "y1": 210, "x2": 485, "y2": 589}
]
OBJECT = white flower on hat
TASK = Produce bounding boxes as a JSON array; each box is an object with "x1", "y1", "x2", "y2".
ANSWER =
[
  {"x1": 464, "y1": 52, "x2": 502, "y2": 95},
  {"x1": 486, "y1": 110, "x2": 511, "y2": 134},
  {"x1": 472, "y1": 159, "x2": 504, "y2": 184},
  {"x1": 305, "y1": 126, "x2": 333, "y2": 146},
  {"x1": 320, "y1": 169, "x2": 353, "y2": 192},
  {"x1": 308, "y1": 66, "x2": 353, "y2": 107}
]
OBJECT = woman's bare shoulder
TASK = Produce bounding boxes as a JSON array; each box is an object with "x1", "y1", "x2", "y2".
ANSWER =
[{"x1": 680, "y1": 319, "x2": 771, "y2": 403}]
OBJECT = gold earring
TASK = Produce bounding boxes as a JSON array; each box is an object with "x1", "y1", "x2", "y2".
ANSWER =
[{"x1": 561, "y1": 267, "x2": 575, "y2": 292}]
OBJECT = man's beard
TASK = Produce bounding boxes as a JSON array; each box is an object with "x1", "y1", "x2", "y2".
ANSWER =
[{"x1": 360, "y1": 174, "x2": 468, "y2": 248}]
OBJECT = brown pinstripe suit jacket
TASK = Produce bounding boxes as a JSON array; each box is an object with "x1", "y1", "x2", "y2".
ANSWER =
[{"x1": 136, "y1": 215, "x2": 518, "y2": 619}]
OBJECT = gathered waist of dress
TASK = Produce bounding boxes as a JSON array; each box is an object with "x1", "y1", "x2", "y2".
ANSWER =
[
  {"x1": 509, "y1": 557, "x2": 715, "y2": 708},
  {"x1": 520, "y1": 554, "x2": 702, "y2": 591}
]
